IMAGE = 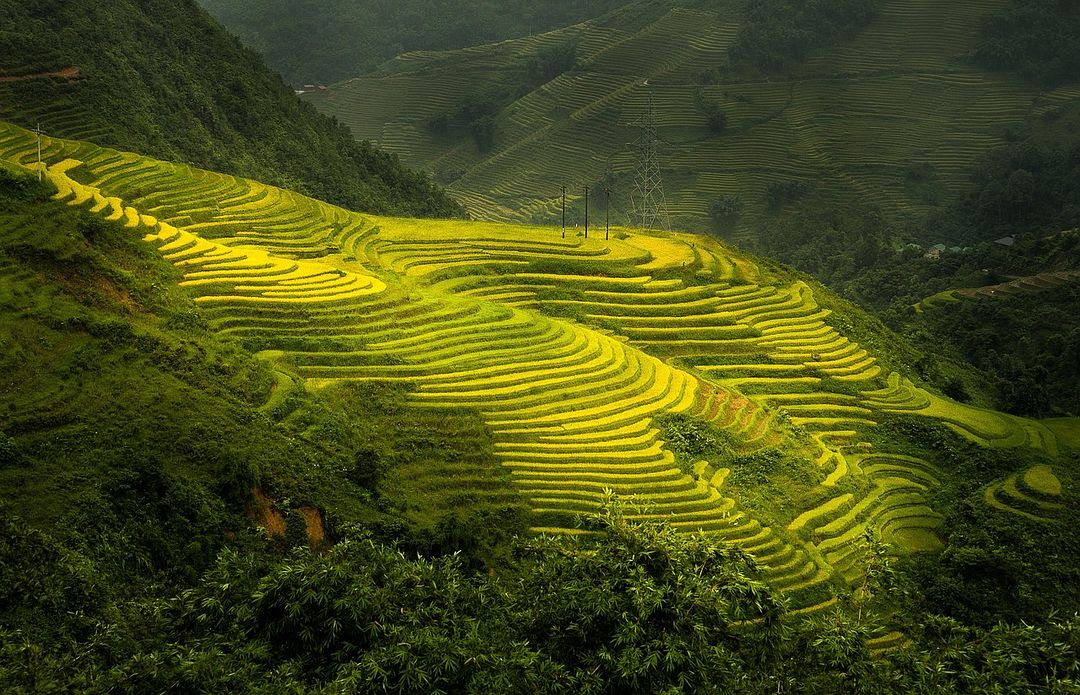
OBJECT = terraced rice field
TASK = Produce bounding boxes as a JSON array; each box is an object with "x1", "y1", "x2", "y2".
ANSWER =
[
  {"x1": 915, "y1": 271, "x2": 1080, "y2": 313},
  {"x1": 2, "y1": 120, "x2": 1066, "y2": 612},
  {"x1": 0, "y1": 46, "x2": 109, "y2": 145},
  {"x1": 306, "y1": 0, "x2": 1080, "y2": 241},
  {"x1": 985, "y1": 465, "x2": 1066, "y2": 524}
]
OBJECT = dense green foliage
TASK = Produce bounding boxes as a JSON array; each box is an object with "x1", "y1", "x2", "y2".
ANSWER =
[
  {"x1": 199, "y1": 0, "x2": 630, "y2": 85},
  {"x1": 918, "y1": 284, "x2": 1080, "y2": 417},
  {"x1": 0, "y1": 0, "x2": 462, "y2": 218},
  {"x1": 952, "y1": 141, "x2": 1080, "y2": 243},
  {"x1": 729, "y1": 0, "x2": 883, "y2": 71},
  {"x1": 974, "y1": 0, "x2": 1080, "y2": 85},
  {"x1": 6, "y1": 492, "x2": 1080, "y2": 693}
]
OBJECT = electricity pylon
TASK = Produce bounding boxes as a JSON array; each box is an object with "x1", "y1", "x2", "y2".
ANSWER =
[{"x1": 629, "y1": 95, "x2": 670, "y2": 231}]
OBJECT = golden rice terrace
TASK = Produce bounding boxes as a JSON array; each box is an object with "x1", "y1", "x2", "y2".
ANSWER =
[{"x1": 1, "y1": 121, "x2": 1067, "y2": 613}]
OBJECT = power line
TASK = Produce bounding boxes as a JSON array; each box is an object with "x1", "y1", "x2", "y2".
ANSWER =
[
  {"x1": 584, "y1": 185, "x2": 588, "y2": 239},
  {"x1": 561, "y1": 185, "x2": 566, "y2": 239}
]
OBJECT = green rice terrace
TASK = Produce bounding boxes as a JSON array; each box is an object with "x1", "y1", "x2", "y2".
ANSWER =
[
  {"x1": 916, "y1": 269, "x2": 1080, "y2": 312},
  {"x1": 303, "y1": 0, "x2": 1080, "y2": 240},
  {"x1": 4, "y1": 119, "x2": 1075, "y2": 617}
]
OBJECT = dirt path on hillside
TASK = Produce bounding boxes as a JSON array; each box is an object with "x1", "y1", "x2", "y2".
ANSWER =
[{"x1": 0, "y1": 66, "x2": 81, "y2": 83}]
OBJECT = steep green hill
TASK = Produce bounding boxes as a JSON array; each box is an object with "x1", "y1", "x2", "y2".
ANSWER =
[
  {"x1": 199, "y1": 0, "x2": 635, "y2": 85},
  {"x1": 904, "y1": 228, "x2": 1080, "y2": 418},
  {"x1": 0, "y1": 0, "x2": 461, "y2": 218},
  {"x1": 0, "y1": 154, "x2": 519, "y2": 564},
  {"x1": 303, "y1": 0, "x2": 1080, "y2": 241},
  {"x1": 4, "y1": 120, "x2": 1076, "y2": 610},
  {"x1": 3, "y1": 121, "x2": 1080, "y2": 691}
]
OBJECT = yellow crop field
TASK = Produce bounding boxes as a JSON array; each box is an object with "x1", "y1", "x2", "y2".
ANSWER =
[{"x1": 3, "y1": 119, "x2": 1068, "y2": 613}]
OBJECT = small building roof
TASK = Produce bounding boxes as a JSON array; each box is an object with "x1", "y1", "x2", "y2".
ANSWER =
[{"x1": 994, "y1": 236, "x2": 1016, "y2": 247}]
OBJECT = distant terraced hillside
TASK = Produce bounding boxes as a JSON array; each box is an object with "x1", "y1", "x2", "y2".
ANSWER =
[
  {"x1": 304, "y1": 0, "x2": 1080, "y2": 241},
  {"x1": 916, "y1": 270, "x2": 1080, "y2": 312},
  {"x1": 3, "y1": 120, "x2": 1071, "y2": 614}
]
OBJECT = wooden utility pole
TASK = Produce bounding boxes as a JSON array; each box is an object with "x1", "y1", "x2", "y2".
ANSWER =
[
  {"x1": 605, "y1": 187, "x2": 611, "y2": 240},
  {"x1": 33, "y1": 123, "x2": 43, "y2": 181},
  {"x1": 561, "y1": 185, "x2": 566, "y2": 239},
  {"x1": 584, "y1": 185, "x2": 589, "y2": 239}
]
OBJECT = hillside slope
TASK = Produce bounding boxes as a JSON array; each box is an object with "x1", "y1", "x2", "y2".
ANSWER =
[
  {"x1": 199, "y1": 0, "x2": 634, "y2": 85},
  {"x1": 907, "y1": 230, "x2": 1080, "y2": 417},
  {"x1": 0, "y1": 0, "x2": 462, "y2": 218},
  {"x1": 4, "y1": 120, "x2": 1075, "y2": 616},
  {"x1": 303, "y1": 0, "x2": 1080, "y2": 240},
  {"x1": 0, "y1": 153, "x2": 530, "y2": 588}
]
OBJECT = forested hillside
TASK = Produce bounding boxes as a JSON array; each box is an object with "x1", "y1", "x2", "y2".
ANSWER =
[
  {"x1": 973, "y1": 0, "x2": 1080, "y2": 85},
  {"x1": 0, "y1": 0, "x2": 462, "y2": 218},
  {"x1": 199, "y1": 0, "x2": 635, "y2": 85}
]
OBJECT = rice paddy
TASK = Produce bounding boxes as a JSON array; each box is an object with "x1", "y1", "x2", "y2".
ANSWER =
[
  {"x1": 985, "y1": 465, "x2": 1065, "y2": 524},
  {"x1": 4, "y1": 119, "x2": 1069, "y2": 612}
]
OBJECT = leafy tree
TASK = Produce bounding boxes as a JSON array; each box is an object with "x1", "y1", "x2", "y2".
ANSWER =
[
  {"x1": 765, "y1": 180, "x2": 811, "y2": 210},
  {"x1": 512, "y1": 494, "x2": 786, "y2": 691},
  {"x1": 709, "y1": 195, "x2": 743, "y2": 229}
]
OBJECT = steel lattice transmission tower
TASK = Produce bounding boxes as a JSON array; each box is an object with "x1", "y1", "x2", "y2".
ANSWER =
[{"x1": 630, "y1": 96, "x2": 670, "y2": 231}]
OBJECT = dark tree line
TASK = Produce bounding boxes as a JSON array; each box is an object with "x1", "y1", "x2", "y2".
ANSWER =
[
  {"x1": 974, "y1": 0, "x2": 1080, "y2": 86},
  {"x1": 729, "y1": 0, "x2": 883, "y2": 71},
  {"x1": 6, "y1": 498, "x2": 1080, "y2": 694}
]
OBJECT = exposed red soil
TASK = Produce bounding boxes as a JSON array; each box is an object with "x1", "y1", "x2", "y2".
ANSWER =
[
  {"x1": 249, "y1": 486, "x2": 287, "y2": 539},
  {"x1": 300, "y1": 506, "x2": 328, "y2": 552}
]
